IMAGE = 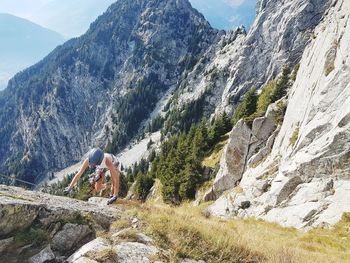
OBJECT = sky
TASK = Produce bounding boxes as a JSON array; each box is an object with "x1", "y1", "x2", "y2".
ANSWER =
[
  {"x1": 189, "y1": 0, "x2": 256, "y2": 30},
  {"x1": 0, "y1": 0, "x2": 256, "y2": 36}
]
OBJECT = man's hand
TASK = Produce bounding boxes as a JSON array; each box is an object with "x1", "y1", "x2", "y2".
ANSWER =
[{"x1": 64, "y1": 186, "x2": 73, "y2": 195}]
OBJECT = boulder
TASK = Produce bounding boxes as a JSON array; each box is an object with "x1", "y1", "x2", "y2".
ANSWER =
[
  {"x1": 67, "y1": 237, "x2": 111, "y2": 263},
  {"x1": 0, "y1": 237, "x2": 14, "y2": 253},
  {"x1": 115, "y1": 242, "x2": 159, "y2": 263},
  {"x1": 0, "y1": 201, "x2": 39, "y2": 237},
  {"x1": 51, "y1": 223, "x2": 94, "y2": 254},
  {"x1": 28, "y1": 245, "x2": 55, "y2": 263},
  {"x1": 0, "y1": 185, "x2": 121, "y2": 231}
]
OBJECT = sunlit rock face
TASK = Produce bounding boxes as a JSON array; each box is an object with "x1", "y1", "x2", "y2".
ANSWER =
[{"x1": 209, "y1": 0, "x2": 350, "y2": 229}]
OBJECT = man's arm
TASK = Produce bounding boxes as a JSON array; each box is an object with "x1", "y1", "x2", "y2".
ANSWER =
[{"x1": 69, "y1": 158, "x2": 89, "y2": 188}]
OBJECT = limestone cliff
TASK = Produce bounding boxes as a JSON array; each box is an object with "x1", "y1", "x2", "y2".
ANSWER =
[{"x1": 209, "y1": 0, "x2": 350, "y2": 229}]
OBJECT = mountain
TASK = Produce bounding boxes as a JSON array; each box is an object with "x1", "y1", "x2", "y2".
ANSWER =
[
  {"x1": 0, "y1": 0, "x2": 219, "y2": 184},
  {"x1": 0, "y1": 13, "x2": 64, "y2": 90}
]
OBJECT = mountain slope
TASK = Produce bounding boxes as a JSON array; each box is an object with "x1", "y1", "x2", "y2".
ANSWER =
[
  {"x1": 0, "y1": 13, "x2": 64, "y2": 89},
  {"x1": 0, "y1": 0, "x2": 220, "y2": 184}
]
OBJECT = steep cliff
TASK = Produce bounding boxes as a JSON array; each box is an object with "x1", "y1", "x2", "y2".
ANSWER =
[
  {"x1": 209, "y1": 0, "x2": 350, "y2": 229},
  {"x1": 167, "y1": 0, "x2": 332, "y2": 118}
]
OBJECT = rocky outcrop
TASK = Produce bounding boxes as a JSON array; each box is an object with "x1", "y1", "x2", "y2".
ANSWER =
[
  {"x1": 209, "y1": 102, "x2": 280, "y2": 199},
  {"x1": 0, "y1": 185, "x2": 120, "y2": 262},
  {"x1": 0, "y1": 185, "x2": 207, "y2": 263},
  {"x1": 209, "y1": 0, "x2": 350, "y2": 229},
  {"x1": 211, "y1": 120, "x2": 252, "y2": 196}
]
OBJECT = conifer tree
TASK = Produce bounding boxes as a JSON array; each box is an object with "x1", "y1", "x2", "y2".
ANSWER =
[{"x1": 231, "y1": 88, "x2": 258, "y2": 125}]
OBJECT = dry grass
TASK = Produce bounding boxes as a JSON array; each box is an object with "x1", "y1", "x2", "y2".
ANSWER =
[
  {"x1": 85, "y1": 248, "x2": 117, "y2": 262},
  {"x1": 115, "y1": 228, "x2": 139, "y2": 242},
  {"x1": 111, "y1": 219, "x2": 130, "y2": 230},
  {"x1": 202, "y1": 135, "x2": 229, "y2": 168},
  {"x1": 325, "y1": 64, "x2": 335, "y2": 76},
  {"x1": 138, "y1": 204, "x2": 263, "y2": 262},
  {"x1": 289, "y1": 127, "x2": 300, "y2": 147},
  {"x1": 123, "y1": 203, "x2": 350, "y2": 263}
]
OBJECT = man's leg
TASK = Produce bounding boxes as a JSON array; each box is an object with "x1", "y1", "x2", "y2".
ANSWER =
[
  {"x1": 111, "y1": 168, "x2": 120, "y2": 196},
  {"x1": 107, "y1": 167, "x2": 120, "y2": 205}
]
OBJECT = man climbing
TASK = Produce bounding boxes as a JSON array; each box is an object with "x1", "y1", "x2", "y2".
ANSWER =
[{"x1": 64, "y1": 148, "x2": 120, "y2": 205}]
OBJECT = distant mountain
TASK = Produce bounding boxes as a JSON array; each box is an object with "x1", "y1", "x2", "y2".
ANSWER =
[{"x1": 0, "y1": 13, "x2": 64, "y2": 89}]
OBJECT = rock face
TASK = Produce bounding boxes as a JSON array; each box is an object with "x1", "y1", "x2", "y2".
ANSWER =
[
  {"x1": 51, "y1": 223, "x2": 94, "y2": 253},
  {"x1": 0, "y1": 185, "x2": 120, "y2": 262},
  {"x1": 212, "y1": 120, "x2": 252, "y2": 196},
  {"x1": 172, "y1": 0, "x2": 332, "y2": 116},
  {"x1": 210, "y1": 102, "x2": 280, "y2": 198},
  {"x1": 0, "y1": 0, "x2": 220, "y2": 184},
  {"x1": 209, "y1": 0, "x2": 350, "y2": 229}
]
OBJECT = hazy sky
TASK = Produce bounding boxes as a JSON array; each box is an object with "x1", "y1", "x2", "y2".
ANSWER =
[
  {"x1": 0, "y1": 0, "x2": 256, "y2": 35},
  {"x1": 190, "y1": 0, "x2": 256, "y2": 30}
]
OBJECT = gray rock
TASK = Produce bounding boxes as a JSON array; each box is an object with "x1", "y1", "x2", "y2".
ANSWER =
[
  {"x1": 67, "y1": 237, "x2": 111, "y2": 263},
  {"x1": 115, "y1": 242, "x2": 159, "y2": 263},
  {"x1": 210, "y1": 0, "x2": 350, "y2": 229},
  {"x1": 0, "y1": 200, "x2": 39, "y2": 237},
  {"x1": 212, "y1": 120, "x2": 252, "y2": 196},
  {"x1": 0, "y1": 237, "x2": 14, "y2": 253},
  {"x1": 28, "y1": 245, "x2": 55, "y2": 263},
  {"x1": 0, "y1": 185, "x2": 121, "y2": 231},
  {"x1": 52, "y1": 223, "x2": 94, "y2": 253},
  {"x1": 74, "y1": 257, "x2": 99, "y2": 263}
]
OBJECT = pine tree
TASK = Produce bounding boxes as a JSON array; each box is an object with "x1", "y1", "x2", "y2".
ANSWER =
[
  {"x1": 231, "y1": 88, "x2": 258, "y2": 125},
  {"x1": 256, "y1": 80, "x2": 277, "y2": 115},
  {"x1": 271, "y1": 66, "x2": 291, "y2": 102}
]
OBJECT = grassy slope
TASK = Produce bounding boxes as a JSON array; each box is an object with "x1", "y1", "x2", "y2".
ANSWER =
[{"x1": 114, "y1": 200, "x2": 350, "y2": 263}]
